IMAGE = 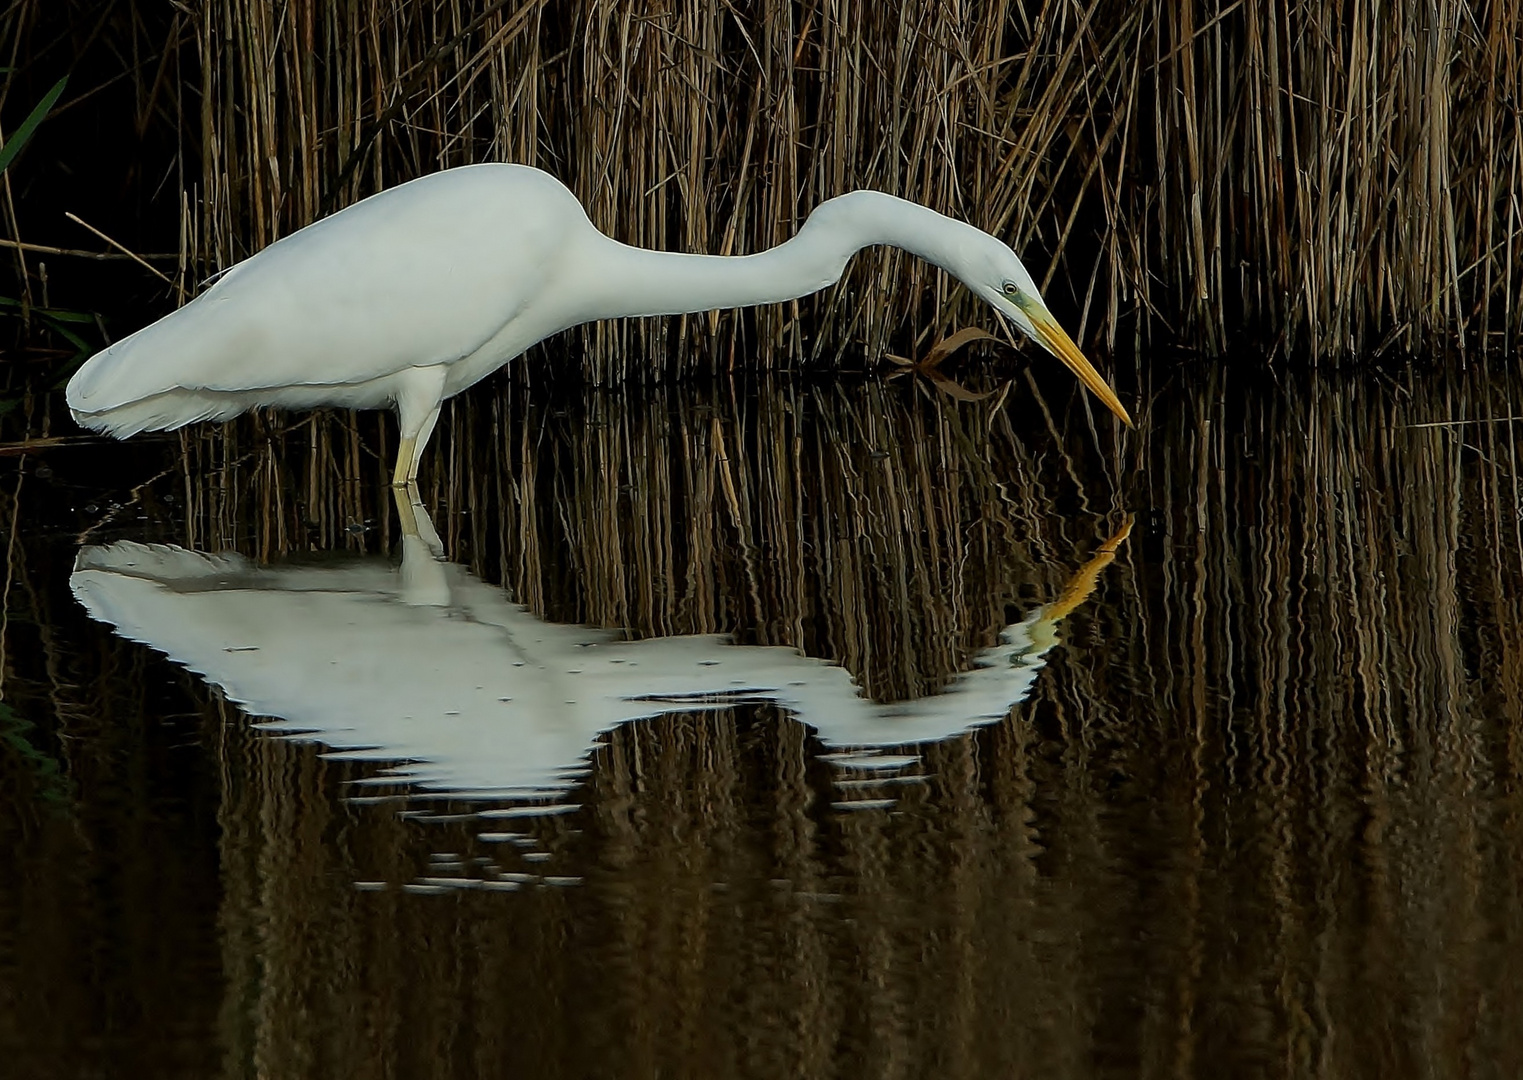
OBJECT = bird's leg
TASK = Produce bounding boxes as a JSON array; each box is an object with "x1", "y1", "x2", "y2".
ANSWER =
[
  {"x1": 393, "y1": 482, "x2": 422, "y2": 537},
  {"x1": 391, "y1": 438, "x2": 416, "y2": 488},
  {"x1": 391, "y1": 484, "x2": 450, "y2": 606},
  {"x1": 406, "y1": 405, "x2": 442, "y2": 484},
  {"x1": 391, "y1": 482, "x2": 445, "y2": 556},
  {"x1": 391, "y1": 366, "x2": 448, "y2": 487}
]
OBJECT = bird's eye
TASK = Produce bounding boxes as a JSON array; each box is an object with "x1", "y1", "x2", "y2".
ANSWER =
[{"x1": 1002, "y1": 281, "x2": 1019, "y2": 297}]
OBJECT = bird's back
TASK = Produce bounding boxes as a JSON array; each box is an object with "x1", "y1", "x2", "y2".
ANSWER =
[{"x1": 67, "y1": 164, "x2": 592, "y2": 432}]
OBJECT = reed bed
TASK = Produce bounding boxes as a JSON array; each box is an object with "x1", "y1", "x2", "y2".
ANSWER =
[{"x1": 3, "y1": 0, "x2": 1520, "y2": 369}]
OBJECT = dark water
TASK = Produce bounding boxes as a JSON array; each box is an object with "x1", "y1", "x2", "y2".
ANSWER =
[{"x1": 3, "y1": 360, "x2": 1523, "y2": 1078}]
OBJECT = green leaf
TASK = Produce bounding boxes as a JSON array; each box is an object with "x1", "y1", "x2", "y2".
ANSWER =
[
  {"x1": 0, "y1": 75, "x2": 68, "y2": 175},
  {"x1": 0, "y1": 294, "x2": 97, "y2": 323},
  {"x1": 39, "y1": 312, "x2": 91, "y2": 354},
  {"x1": 0, "y1": 293, "x2": 104, "y2": 379}
]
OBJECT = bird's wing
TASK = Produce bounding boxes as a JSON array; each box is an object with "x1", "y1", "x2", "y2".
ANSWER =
[{"x1": 68, "y1": 165, "x2": 585, "y2": 414}]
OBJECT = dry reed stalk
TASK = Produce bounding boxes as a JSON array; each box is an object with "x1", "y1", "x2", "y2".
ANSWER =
[
  {"x1": 61, "y1": 0, "x2": 1502, "y2": 374},
  {"x1": 4, "y1": 2, "x2": 1521, "y2": 368}
]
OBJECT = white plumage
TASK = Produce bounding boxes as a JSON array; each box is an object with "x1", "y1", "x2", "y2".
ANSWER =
[{"x1": 68, "y1": 163, "x2": 1129, "y2": 484}]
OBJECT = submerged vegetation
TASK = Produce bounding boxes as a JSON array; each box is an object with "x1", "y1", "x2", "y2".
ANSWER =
[{"x1": 1, "y1": 0, "x2": 1519, "y2": 376}]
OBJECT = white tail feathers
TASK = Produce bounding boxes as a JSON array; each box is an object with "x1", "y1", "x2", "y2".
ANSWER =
[{"x1": 69, "y1": 388, "x2": 248, "y2": 438}]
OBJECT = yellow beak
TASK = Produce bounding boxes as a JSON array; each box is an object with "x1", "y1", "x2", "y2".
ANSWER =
[{"x1": 1019, "y1": 300, "x2": 1133, "y2": 426}]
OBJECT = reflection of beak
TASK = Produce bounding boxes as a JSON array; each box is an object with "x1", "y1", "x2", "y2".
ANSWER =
[
  {"x1": 1020, "y1": 514, "x2": 1134, "y2": 656},
  {"x1": 1041, "y1": 515, "x2": 1133, "y2": 622},
  {"x1": 1017, "y1": 299, "x2": 1132, "y2": 426}
]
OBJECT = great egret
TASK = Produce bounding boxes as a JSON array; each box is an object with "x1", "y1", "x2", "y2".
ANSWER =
[{"x1": 66, "y1": 163, "x2": 1131, "y2": 485}]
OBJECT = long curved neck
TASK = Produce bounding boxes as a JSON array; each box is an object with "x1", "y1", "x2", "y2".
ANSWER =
[{"x1": 583, "y1": 191, "x2": 980, "y2": 321}]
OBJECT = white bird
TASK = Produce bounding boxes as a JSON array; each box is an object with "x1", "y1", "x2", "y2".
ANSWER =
[{"x1": 66, "y1": 163, "x2": 1131, "y2": 486}]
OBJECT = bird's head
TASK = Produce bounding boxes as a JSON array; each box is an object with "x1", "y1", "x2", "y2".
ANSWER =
[{"x1": 958, "y1": 237, "x2": 1132, "y2": 426}]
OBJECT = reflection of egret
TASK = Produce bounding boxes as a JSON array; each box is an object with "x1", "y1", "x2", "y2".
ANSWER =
[
  {"x1": 70, "y1": 494, "x2": 1129, "y2": 801},
  {"x1": 66, "y1": 164, "x2": 1131, "y2": 486}
]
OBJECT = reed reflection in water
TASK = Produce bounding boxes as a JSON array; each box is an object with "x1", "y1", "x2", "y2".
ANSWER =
[
  {"x1": 71, "y1": 493, "x2": 1130, "y2": 801},
  {"x1": 4, "y1": 365, "x2": 1523, "y2": 1078}
]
